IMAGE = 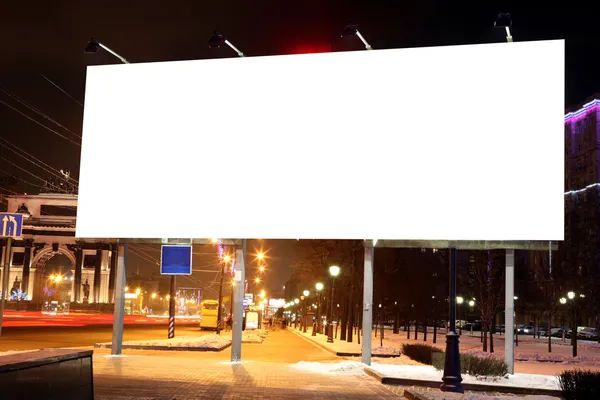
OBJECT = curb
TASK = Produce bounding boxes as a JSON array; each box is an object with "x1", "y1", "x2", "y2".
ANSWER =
[
  {"x1": 94, "y1": 343, "x2": 231, "y2": 352},
  {"x1": 402, "y1": 389, "x2": 430, "y2": 400},
  {"x1": 289, "y1": 328, "x2": 400, "y2": 358},
  {"x1": 364, "y1": 367, "x2": 563, "y2": 397}
]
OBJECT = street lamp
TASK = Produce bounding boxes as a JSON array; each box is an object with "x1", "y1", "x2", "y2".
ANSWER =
[
  {"x1": 208, "y1": 32, "x2": 245, "y2": 57},
  {"x1": 328, "y1": 265, "x2": 340, "y2": 343},
  {"x1": 494, "y1": 13, "x2": 513, "y2": 43},
  {"x1": 456, "y1": 296, "x2": 464, "y2": 335},
  {"x1": 313, "y1": 282, "x2": 324, "y2": 336},
  {"x1": 565, "y1": 291, "x2": 582, "y2": 357},
  {"x1": 341, "y1": 24, "x2": 373, "y2": 50},
  {"x1": 84, "y1": 38, "x2": 130, "y2": 63}
]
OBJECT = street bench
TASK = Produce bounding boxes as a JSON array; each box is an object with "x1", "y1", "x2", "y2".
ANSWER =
[{"x1": 0, "y1": 349, "x2": 94, "y2": 400}]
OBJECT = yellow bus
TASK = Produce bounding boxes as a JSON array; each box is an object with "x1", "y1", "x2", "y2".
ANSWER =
[{"x1": 199, "y1": 300, "x2": 220, "y2": 330}]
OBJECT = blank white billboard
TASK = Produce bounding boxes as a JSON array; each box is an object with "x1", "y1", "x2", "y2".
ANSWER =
[{"x1": 77, "y1": 40, "x2": 564, "y2": 241}]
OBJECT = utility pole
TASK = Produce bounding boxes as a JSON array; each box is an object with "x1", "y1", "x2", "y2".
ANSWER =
[{"x1": 216, "y1": 259, "x2": 225, "y2": 334}]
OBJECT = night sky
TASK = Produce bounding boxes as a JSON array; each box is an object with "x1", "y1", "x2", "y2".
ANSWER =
[{"x1": 1, "y1": 2, "x2": 598, "y2": 295}]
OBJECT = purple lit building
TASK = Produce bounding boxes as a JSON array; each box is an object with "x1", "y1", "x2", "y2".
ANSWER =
[{"x1": 560, "y1": 96, "x2": 600, "y2": 327}]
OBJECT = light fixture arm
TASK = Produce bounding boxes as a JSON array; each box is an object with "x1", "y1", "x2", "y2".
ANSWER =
[
  {"x1": 225, "y1": 40, "x2": 245, "y2": 57},
  {"x1": 355, "y1": 30, "x2": 373, "y2": 50},
  {"x1": 98, "y1": 42, "x2": 130, "y2": 64},
  {"x1": 504, "y1": 27, "x2": 513, "y2": 43}
]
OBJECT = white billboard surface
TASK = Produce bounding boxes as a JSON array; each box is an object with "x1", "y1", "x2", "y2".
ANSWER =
[{"x1": 77, "y1": 40, "x2": 564, "y2": 240}]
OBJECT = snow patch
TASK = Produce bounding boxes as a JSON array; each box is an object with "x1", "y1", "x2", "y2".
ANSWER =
[
  {"x1": 369, "y1": 364, "x2": 560, "y2": 390},
  {"x1": 97, "y1": 334, "x2": 231, "y2": 349},
  {"x1": 292, "y1": 361, "x2": 365, "y2": 375}
]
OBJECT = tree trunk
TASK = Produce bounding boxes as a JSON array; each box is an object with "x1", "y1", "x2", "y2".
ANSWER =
[
  {"x1": 423, "y1": 319, "x2": 428, "y2": 342},
  {"x1": 490, "y1": 318, "x2": 495, "y2": 353},
  {"x1": 347, "y1": 291, "x2": 354, "y2": 343},
  {"x1": 407, "y1": 318, "x2": 411, "y2": 339},
  {"x1": 393, "y1": 308, "x2": 399, "y2": 334},
  {"x1": 433, "y1": 319, "x2": 437, "y2": 344},
  {"x1": 414, "y1": 319, "x2": 418, "y2": 340},
  {"x1": 483, "y1": 321, "x2": 488, "y2": 352}
]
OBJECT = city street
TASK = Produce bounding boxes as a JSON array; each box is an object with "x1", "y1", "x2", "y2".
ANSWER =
[
  {"x1": 0, "y1": 324, "x2": 207, "y2": 351},
  {"x1": 0, "y1": 311, "x2": 199, "y2": 327}
]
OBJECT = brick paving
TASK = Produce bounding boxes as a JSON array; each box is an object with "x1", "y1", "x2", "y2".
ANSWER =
[{"x1": 93, "y1": 329, "x2": 403, "y2": 399}]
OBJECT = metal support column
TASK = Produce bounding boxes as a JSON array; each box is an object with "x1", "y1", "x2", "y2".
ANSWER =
[
  {"x1": 361, "y1": 242, "x2": 374, "y2": 365},
  {"x1": 231, "y1": 239, "x2": 246, "y2": 362},
  {"x1": 505, "y1": 249, "x2": 515, "y2": 374},
  {"x1": 111, "y1": 243, "x2": 127, "y2": 355}
]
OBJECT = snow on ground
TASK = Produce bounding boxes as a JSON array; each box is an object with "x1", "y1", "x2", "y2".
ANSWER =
[
  {"x1": 241, "y1": 329, "x2": 268, "y2": 343},
  {"x1": 98, "y1": 334, "x2": 231, "y2": 349},
  {"x1": 412, "y1": 392, "x2": 558, "y2": 400},
  {"x1": 291, "y1": 361, "x2": 365, "y2": 375},
  {"x1": 369, "y1": 364, "x2": 560, "y2": 390}
]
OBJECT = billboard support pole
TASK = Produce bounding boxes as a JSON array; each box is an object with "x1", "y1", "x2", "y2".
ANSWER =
[
  {"x1": 361, "y1": 241, "x2": 374, "y2": 365},
  {"x1": 231, "y1": 239, "x2": 246, "y2": 362},
  {"x1": 505, "y1": 249, "x2": 515, "y2": 374},
  {"x1": 111, "y1": 243, "x2": 127, "y2": 355}
]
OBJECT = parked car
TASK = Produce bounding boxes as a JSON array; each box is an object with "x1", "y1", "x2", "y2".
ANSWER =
[{"x1": 578, "y1": 327, "x2": 599, "y2": 341}]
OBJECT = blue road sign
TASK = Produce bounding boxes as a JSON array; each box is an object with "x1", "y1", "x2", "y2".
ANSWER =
[
  {"x1": 160, "y1": 245, "x2": 192, "y2": 275},
  {"x1": 0, "y1": 213, "x2": 23, "y2": 238}
]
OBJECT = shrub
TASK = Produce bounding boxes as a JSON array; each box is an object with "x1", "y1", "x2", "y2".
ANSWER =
[
  {"x1": 558, "y1": 369, "x2": 600, "y2": 400},
  {"x1": 401, "y1": 343, "x2": 442, "y2": 365},
  {"x1": 432, "y1": 352, "x2": 507, "y2": 377}
]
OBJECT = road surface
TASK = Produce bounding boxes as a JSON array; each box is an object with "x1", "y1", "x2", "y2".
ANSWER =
[
  {"x1": 1, "y1": 311, "x2": 199, "y2": 327},
  {"x1": 0, "y1": 324, "x2": 207, "y2": 351}
]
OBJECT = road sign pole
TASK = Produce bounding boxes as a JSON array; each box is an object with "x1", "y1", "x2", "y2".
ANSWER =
[
  {"x1": 168, "y1": 275, "x2": 176, "y2": 339},
  {"x1": 0, "y1": 237, "x2": 13, "y2": 337},
  {"x1": 111, "y1": 243, "x2": 127, "y2": 355}
]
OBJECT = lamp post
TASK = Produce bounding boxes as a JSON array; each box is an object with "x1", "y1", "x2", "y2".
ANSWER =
[
  {"x1": 328, "y1": 265, "x2": 340, "y2": 343},
  {"x1": 294, "y1": 298, "x2": 300, "y2": 329},
  {"x1": 313, "y1": 282, "x2": 324, "y2": 336},
  {"x1": 468, "y1": 300, "x2": 475, "y2": 336},
  {"x1": 440, "y1": 248, "x2": 463, "y2": 393},
  {"x1": 302, "y1": 290, "x2": 309, "y2": 333},
  {"x1": 566, "y1": 291, "x2": 584, "y2": 357},
  {"x1": 560, "y1": 297, "x2": 567, "y2": 344},
  {"x1": 208, "y1": 32, "x2": 245, "y2": 57},
  {"x1": 456, "y1": 296, "x2": 464, "y2": 335},
  {"x1": 341, "y1": 24, "x2": 373, "y2": 50}
]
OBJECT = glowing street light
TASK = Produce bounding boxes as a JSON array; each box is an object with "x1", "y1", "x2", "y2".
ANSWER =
[
  {"x1": 303, "y1": 290, "x2": 310, "y2": 297},
  {"x1": 125, "y1": 286, "x2": 129, "y2": 292},
  {"x1": 468, "y1": 300, "x2": 475, "y2": 307},
  {"x1": 294, "y1": 298, "x2": 299, "y2": 304},
  {"x1": 257, "y1": 252, "x2": 265, "y2": 260},
  {"x1": 135, "y1": 288, "x2": 141, "y2": 296},
  {"x1": 567, "y1": 291, "x2": 575, "y2": 300},
  {"x1": 560, "y1": 297, "x2": 567, "y2": 304},
  {"x1": 259, "y1": 265, "x2": 265, "y2": 272},
  {"x1": 254, "y1": 277, "x2": 261, "y2": 284},
  {"x1": 223, "y1": 254, "x2": 231, "y2": 263},
  {"x1": 151, "y1": 293, "x2": 157, "y2": 299}
]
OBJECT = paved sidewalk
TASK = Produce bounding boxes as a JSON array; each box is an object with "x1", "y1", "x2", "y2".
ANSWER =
[{"x1": 93, "y1": 348, "x2": 401, "y2": 399}]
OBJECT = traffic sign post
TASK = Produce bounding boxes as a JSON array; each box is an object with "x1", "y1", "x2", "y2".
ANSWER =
[
  {"x1": 161, "y1": 245, "x2": 192, "y2": 339},
  {"x1": 0, "y1": 212, "x2": 24, "y2": 337}
]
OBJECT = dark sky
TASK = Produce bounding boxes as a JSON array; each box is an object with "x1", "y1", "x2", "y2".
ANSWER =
[{"x1": 1, "y1": 2, "x2": 598, "y2": 294}]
